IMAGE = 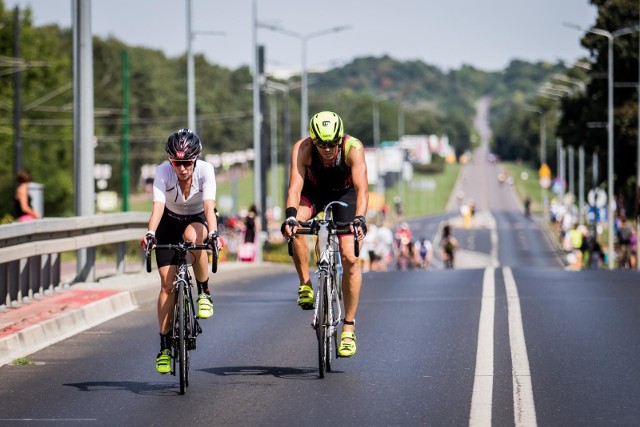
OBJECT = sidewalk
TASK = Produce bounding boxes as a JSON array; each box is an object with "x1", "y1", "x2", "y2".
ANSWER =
[{"x1": 0, "y1": 261, "x2": 295, "y2": 367}]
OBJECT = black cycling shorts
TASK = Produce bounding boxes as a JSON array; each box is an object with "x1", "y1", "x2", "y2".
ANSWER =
[
  {"x1": 155, "y1": 208, "x2": 208, "y2": 267},
  {"x1": 300, "y1": 184, "x2": 356, "y2": 224}
]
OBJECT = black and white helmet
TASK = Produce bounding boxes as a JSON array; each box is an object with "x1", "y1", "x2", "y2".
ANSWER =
[{"x1": 165, "y1": 128, "x2": 202, "y2": 160}]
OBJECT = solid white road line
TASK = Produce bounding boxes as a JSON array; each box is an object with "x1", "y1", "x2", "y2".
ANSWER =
[
  {"x1": 469, "y1": 267, "x2": 495, "y2": 427},
  {"x1": 503, "y1": 267, "x2": 538, "y2": 427}
]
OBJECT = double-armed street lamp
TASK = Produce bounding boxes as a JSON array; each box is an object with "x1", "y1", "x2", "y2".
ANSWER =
[
  {"x1": 257, "y1": 22, "x2": 350, "y2": 137},
  {"x1": 564, "y1": 22, "x2": 639, "y2": 269}
]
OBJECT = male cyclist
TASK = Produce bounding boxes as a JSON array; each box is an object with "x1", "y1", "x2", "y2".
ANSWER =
[
  {"x1": 142, "y1": 128, "x2": 222, "y2": 374},
  {"x1": 281, "y1": 111, "x2": 368, "y2": 357}
]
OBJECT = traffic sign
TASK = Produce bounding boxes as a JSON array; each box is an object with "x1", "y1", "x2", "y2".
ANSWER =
[
  {"x1": 539, "y1": 176, "x2": 551, "y2": 189},
  {"x1": 538, "y1": 163, "x2": 551, "y2": 178},
  {"x1": 587, "y1": 188, "x2": 607, "y2": 208},
  {"x1": 551, "y1": 178, "x2": 565, "y2": 194}
]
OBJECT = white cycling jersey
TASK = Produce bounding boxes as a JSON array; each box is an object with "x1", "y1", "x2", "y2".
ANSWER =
[{"x1": 152, "y1": 160, "x2": 217, "y2": 216}]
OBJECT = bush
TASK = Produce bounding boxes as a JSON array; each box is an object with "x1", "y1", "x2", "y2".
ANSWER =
[{"x1": 412, "y1": 155, "x2": 445, "y2": 174}]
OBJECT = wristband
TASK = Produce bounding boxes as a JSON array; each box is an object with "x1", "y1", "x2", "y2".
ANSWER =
[
  {"x1": 146, "y1": 230, "x2": 155, "y2": 236},
  {"x1": 285, "y1": 207, "x2": 297, "y2": 219},
  {"x1": 354, "y1": 215, "x2": 366, "y2": 224}
]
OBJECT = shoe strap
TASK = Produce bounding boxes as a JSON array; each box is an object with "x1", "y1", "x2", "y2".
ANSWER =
[
  {"x1": 298, "y1": 284, "x2": 313, "y2": 294},
  {"x1": 340, "y1": 331, "x2": 356, "y2": 341}
]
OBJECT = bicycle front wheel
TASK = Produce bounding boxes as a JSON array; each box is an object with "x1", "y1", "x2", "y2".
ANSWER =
[
  {"x1": 317, "y1": 272, "x2": 329, "y2": 378},
  {"x1": 325, "y1": 274, "x2": 335, "y2": 373},
  {"x1": 177, "y1": 282, "x2": 188, "y2": 394}
]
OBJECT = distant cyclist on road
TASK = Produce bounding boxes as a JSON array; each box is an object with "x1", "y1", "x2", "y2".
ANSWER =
[
  {"x1": 281, "y1": 111, "x2": 368, "y2": 358},
  {"x1": 141, "y1": 129, "x2": 223, "y2": 374},
  {"x1": 441, "y1": 223, "x2": 458, "y2": 269}
]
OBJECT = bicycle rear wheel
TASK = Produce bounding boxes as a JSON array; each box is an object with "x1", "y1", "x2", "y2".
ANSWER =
[
  {"x1": 177, "y1": 282, "x2": 188, "y2": 394},
  {"x1": 317, "y1": 272, "x2": 328, "y2": 378}
]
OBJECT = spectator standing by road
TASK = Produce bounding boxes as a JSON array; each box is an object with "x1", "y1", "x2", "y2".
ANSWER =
[
  {"x1": 14, "y1": 170, "x2": 40, "y2": 222},
  {"x1": 238, "y1": 204, "x2": 259, "y2": 262},
  {"x1": 616, "y1": 217, "x2": 633, "y2": 269}
]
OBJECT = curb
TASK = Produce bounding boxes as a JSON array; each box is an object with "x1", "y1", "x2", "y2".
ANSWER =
[{"x1": 0, "y1": 262, "x2": 295, "y2": 367}]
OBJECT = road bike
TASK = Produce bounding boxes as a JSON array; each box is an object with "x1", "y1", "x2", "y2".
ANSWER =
[
  {"x1": 144, "y1": 239, "x2": 218, "y2": 394},
  {"x1": 288, "y1": 201, "x2": 360, "y2": 378}
]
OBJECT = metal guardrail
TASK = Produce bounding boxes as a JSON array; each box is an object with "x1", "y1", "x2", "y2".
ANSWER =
[{"x1": 0, "y1": 212, "x2": 148, "y2": 310}]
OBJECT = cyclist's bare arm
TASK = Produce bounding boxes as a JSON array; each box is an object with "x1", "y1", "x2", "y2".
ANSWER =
[
  {"x1": 203, "y1": 199, "x2": 217, "y2": 234},
  {"x1": 347, "y1": 142, "x2": 368, "y2": 240},
  {"x1": 147, "y1": 201, "x2": 165, "y2": 234},
  {"x1": 286, "y1": 139, "x2": 311, "y2": 214},
  {"x1": 284, "y1": 139, "x2": 312, "y2": 237},
  {"x1": 348, "y1": 146, "x2": 369, "y2": 219}
]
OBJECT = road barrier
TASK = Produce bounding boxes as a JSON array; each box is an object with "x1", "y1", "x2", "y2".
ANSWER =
[{"x1": 0, "y1": 213, "x2": 148, "y2": 310}]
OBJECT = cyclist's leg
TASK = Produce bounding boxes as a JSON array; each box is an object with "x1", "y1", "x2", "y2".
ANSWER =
[
  {"x1": 155, "y1": 215, "x2": 182, "y2": 335},
  {"x1": 339, "y1": 235, "x2": 361, "y2": 328},
  {"x1": 333, "y1": 190, "x2": 359, "y2": 356},
  {"x1": 183, "y1": 218, "x2": 208, "y2": 282},
  {"x1": 184, "y1": 219, "x2": 214, "y2": 318},
  {"x1": 158, "y1": 265, "x2": 177, "y2": 334},
  {"x1": 156, "y1": 264, "x2": 176, "y2": 373},
  {"x1": 338, "y1": 235, "x2": 360, "y2": 356},
  {"x1": 292, "y1": 203, "x2": 314, "y2": 307}
]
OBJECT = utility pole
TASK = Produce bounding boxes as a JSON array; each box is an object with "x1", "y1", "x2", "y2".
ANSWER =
[
  {"x1": 186, "y1": 0, "x2": 195, "y2": 130},
  {"x1": 258, "y1": 45, "x2": 268, "y2": 236},
  {"x1": 73, "y1": 0, "x2": 96, "y2": 281},
  {"x1": 121, "y1": 49, "x2": 129, "y2": 212},
  {"x1": 252, "y1": 0, "x2": 263, "y2": 261}
]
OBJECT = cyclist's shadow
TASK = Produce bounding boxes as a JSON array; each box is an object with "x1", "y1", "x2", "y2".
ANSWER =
[
  {"x1": 64, "y1": 381, "x2": 182, "y2": 396},
  {"x1": 200, "y1": 365, "x2": 333, "y2": 380}
]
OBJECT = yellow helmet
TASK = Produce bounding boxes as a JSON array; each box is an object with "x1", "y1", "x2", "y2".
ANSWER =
[{"x1": 309, "y1": 111, "x2": 344, "y2": 145}]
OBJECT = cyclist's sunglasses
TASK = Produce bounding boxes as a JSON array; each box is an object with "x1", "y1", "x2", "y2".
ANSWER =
[
  {"x1": 170, "y1": 159, "x2": 195, "y2": 168},
  {"x1": 313, "y1": 137, "x2": 341, "y2": 149}
]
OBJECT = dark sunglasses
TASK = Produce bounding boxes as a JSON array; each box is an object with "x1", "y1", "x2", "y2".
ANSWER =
[
  {"x1": 313, "y1": 138, "x2": 340, "y2": 149},
  {"x1": 170, "y1": 159, "x2": 195, "y2": 167}
]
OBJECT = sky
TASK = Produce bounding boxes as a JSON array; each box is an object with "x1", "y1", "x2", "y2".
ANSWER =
[{"x1": 4, "y1": 0, "x2": 599, "y2": 75}]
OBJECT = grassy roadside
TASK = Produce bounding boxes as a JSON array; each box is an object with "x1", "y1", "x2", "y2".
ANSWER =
[{"x1": 384, "y1": 163, "x2": 461, "y2": 219}]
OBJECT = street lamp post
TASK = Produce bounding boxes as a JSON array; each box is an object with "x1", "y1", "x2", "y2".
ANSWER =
[
  {"x1": 300, "y1": 26, "x2": 350, "y2": 136},
  {"x1": 564, "y1": 22, "x2": 639, "y2": 269},
  {"x1": 266, "y1": 80, "x2": 298, "y2": 206},
  {"x1": 258, "y1": 23, "x2": 350, "y2": 137},
  {"x1": 186, "y1": 0, "x2": 224, "y2": 131}
]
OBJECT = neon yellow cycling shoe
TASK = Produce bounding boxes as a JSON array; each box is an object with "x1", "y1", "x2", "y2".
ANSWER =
[
  {"x1": 297, "y1": 284, "x2": 314, "y2": 310},
  {"x1": 156, "y1": 349, "x2": 172, "y2": 374},
  {"x1": 338, "y1": 331, "x2": 356, "y2": 357},
  {"x1": 197, "y1": 293, "x2": 214, "y2": 319}
]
